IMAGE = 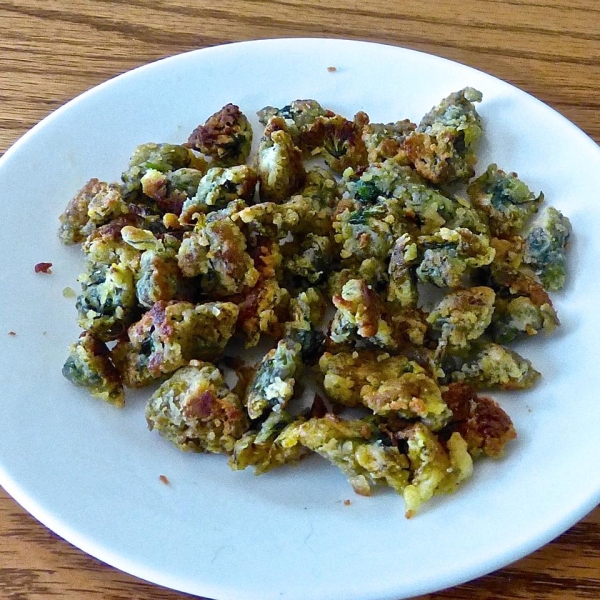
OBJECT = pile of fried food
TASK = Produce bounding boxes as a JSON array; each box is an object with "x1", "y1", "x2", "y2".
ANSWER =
[{"x1": 59, "y1": 89, "x2": 571, "y2": 516}]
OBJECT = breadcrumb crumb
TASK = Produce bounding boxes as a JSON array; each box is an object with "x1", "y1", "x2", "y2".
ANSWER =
[{"x1": 34, "y1": 262, "x2": 53, "y2": 274}]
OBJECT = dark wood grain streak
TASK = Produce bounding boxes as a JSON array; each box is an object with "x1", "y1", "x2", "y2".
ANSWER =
[{"x1": 0, "y1": 1, "x2": 598, "y2": 598}]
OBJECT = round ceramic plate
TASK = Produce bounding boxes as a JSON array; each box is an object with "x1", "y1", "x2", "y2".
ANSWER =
[{"x1": 0, "y1": 38, "x2": 599, "y2": 600}]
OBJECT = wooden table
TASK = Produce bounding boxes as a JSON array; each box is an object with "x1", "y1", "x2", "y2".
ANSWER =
[{"x1": 1, "y1": 1, "x2": 598, "y2": 598}]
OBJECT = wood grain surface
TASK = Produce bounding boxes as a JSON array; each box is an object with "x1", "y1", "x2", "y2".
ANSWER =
[{"x1": 0, "y1": 1, "x2": 598, "y2": 599}]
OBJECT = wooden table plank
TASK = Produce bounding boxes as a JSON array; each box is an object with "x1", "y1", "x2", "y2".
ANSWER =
[{"x1": 0, "y1": 1, "x2": 598, "y2": 598}]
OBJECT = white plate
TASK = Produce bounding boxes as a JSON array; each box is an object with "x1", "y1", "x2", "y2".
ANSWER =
[{"x1": 0, "y1": 38, "x2": 599, "y2": 600}]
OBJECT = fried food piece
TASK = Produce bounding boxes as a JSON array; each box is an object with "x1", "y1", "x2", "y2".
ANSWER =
[
  {"x1": 333, "y1": 201, "x2": 399, "y2": 265},
  {"x1": 330, "y1": 279, "x2": 396, "y2": 349},
  {"x1": 118, "y1": 225, "x2": 190, "y2": 308},
  {"x1": 442, "y1": 382, "x2": 517, "y2": 457},
  {"x1": 113, "y1": 300, "x2": 238, "y2": 387},
  {"x1": 81, "y1": 216, "x2": 143, "y2": 270},
  {"x1": 303, "y1": 112, "x2": 368, "y2": 174},
  {"x1": 237, "y1": 167, "x2": 338, "y2": 240},
  {"x1": 416, "y1": 227, "x2": 495, "y2": 288},
  {"x1": 257, "y1": 99, "x2": 332, "y2": 145},
  {"x1": 59, "y1": 179, "x2": 129, "y2": 244},
  {"x1": 229, "y1": 410, "x2": 309, "y2": 473},
  {"x1": 140, "y1": 167, "x2": 205, "y2": 215},
  {"x1": 467, "y1": 164, "x2": 543, "y2": 238},
  {"x1": 145, "y1": 360, "x2": 248, "y2": 453},
  {"x1": 179, "y1": 165, "x2": 258, "y2": 222},
  {"x1": 121, "y1": 143, "x2": 206, "y2": 197},
  {"x1": 177, "y1": 216, "x2": 259, "y2": 297},
  {"x1": 362, "y1": 119, "x2": 415, "y2": 164},
  {"x1": 257, "y1": 116, "x2": 306, "y2": 202},
  {"x1": 523, "y1": 206, "x2": 572, "y2": 291},
  {"x1": 400, "y1": 423, "x2": 473, "y2": 518},
  {"x1": 283, "y1": 233, "x2": 335, "y2": 285},
  {"x1": 450, "y1": 343, "x2": 540, "y2": 390},
  {"x1": 487, "y1": 249, "x2": 559, "y2": 343},
  {"x1": 188, "y1": 103, "x2": 253, "y2": 167},
  {"x1": 283, "y1": 287, "x2": 326, "y2": 362},
  {"x1": 319, "y1": 350, "x2": 451, "y2": 430},
  {"x1": 246, "y1": 339, "x2": 303, "y2": 420},
  {"x1": 427, "y1": 287, "x2": 496, "y2": 352},
  {"x1": 236, "y1": 278, "x2": 290, "y2": 347},
  {"x1": 292, "y1": 415, "x2": 411, "y2": 497},
  {"x1": 403, "y1": 88, "x2": 483, "y2": 184},
  {"x1": 387, "y1": 233, "x2": 419, "y2": 308},
  {"x1": 62, "y1": 331, "x2": 124, "y2": 407},
  {"x1": 76, "y1": 262, "x2": 138, "y2": 341}
]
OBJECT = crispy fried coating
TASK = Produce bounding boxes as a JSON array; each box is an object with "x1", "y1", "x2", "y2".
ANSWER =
[
  {"x1": 387, "y1": 233, "x2": 419, "y2": 308},
  {"x1": 292, "y1": 415, "x2": 411, "y2": 497},
  {"x1": 236, "y1": 278, "x2": 290, "y2": 347},
  {"x1": 237, "y1": 167, "x2": 338, "y2": 240},
  {"x1": 140, "y1": 167, "x2": 205, "y2": 215},
  {"x1": 82, "y1": 216, "x2": 143, "y2": 269},
  {"x1": 257, "y1": 99, "x2": 332, "y2": 145},
  {"x1": 319, "y1": 350, "x2": 451, "y2": 430},
  {"x1": 400, "y1": 423, "x2": 472, "y2": 517},
  {"x1": 450, "y1": 343, "x2": 540, "y2": 390},
  {"x1": 59, "y1": 179, "x2": 129, "y2": 244},
  {"x1": 416, "y1": 227, "x2": 495, "y2": 288},
  {"x1": 283, "y1": 233, "x2": 335, "y2": 285},
  {"x1": 487, "y1": 248, "x2": 559, "y2": 343},
  {"x1": 76, "y1": 262, "x2": 138, "y2": 342},
  {"x1": 467, "y1": 164, "x2": 543, "y2": 238},
  {"x1": 362, "y1": 119, "x2": 415, "y2": 164},
  {"x1": 427, "y1": 287, "x2": 496, "y2": 352},
  {"x1": 229, "y1": 410, "x2": 309, "y2": 473},
  {"x1": 403, "y1": 87, "x2": 483, "y2": 184},
  {"x1": 179, "y1": 165, "x2": 257, "y2": 223},
  {"x1": 113, "y1": 300, "x2": 238, "y2": 387},
  {"x1": 121, "y1": 143, "x2": 206, "y2": 197},
  {"x1": 330, "y1": 279, "x2": 396, "y2": 349},
  {"x1": 303, "y1": 112, "x2": 368, "y2": 174},
  {"x1": 62, "y1": 331, "x2": 124, "y2": 407},
  {"x1": 442, "y1": 382, "x2": 517, "y2": 457},
  {"x1": 146, "y1": 360, "x2": 248, "y2": 453},
  {"x1": 257, "y1": 116, "x2": 306, "y2": 202},
  {"x1": 188, "y1": 103, "x2": 253, "y2": 167},
  {"x1": 523, "y1": 206, "x2": 572, "y2": 291},
  {"x1": 177, "y1": 216, "x2": 259, "y2": 297},
  {"x1": 283, "y1": 287, "x2": 327, "y2": 362},
  {"x1": 246, "y1": 339, "x2": 304, "y2": 420}
]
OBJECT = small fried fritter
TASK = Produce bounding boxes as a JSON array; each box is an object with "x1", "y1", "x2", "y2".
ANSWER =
[
  {"x1": 319, "y1": 350, "x2": 451, "y2": 430},
  {"x1": 246, "y1": 339, "x2": 304, "y2": 420},
  {"x1": 188, "y1": 103, "x2": 253, "y2": 167},
  {"x1": 450, "y1": 343, "x2": 540, "y2": 390},
  {"x1": 416, "y1": 227, "x2": 495, "y2": 288},
  {"x1": 403, "y1": 87, "x2": 483, "y2": 184},
  {"x1": 427, "y1": 287, "x2": 496, "y2": 353},
  {"x1": 146, "y1": 360, "x2": 248, "y2": 453},
  {"x1": 257, "y1": 116, "x2": 306, "y2": 202},
  {"x1": 179, "y1": 165, "x2": 257, "y2": 222},
  {"x1": 523, "y1": 206, "x2": 572, "y2": 291},
  {"x1": 467, "y1": 164, "x2": 543, "y2": 238},
  {"x1": 113, "y1": 300, "x2": 239, "y2": 387},
  {"x1": 62, "y1": 331, "x2": 124, "y2": 407}
]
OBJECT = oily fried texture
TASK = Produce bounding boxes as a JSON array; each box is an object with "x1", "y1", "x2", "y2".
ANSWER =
[
  {"x1": 319, "y1": 350, "x2": 451, "y2": 430},
  {"x1": 113, "y1": 300, "x2": 238, "y2": 387},
  {"x1": 403, "y1": 87, "x2": 483, "y2": 185},
  {"x1": 188, "y1": 103, "x2": 253, "y2": 167},
  {"x1": 442, "y1": 383, "x2": 516, "y2": 457},
  {"x1": 62, "y1": 331, "x2": 124, "y2": 407},
  {"x1": 146, "y1": 360, "x2": 248, "y2": 453}
]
